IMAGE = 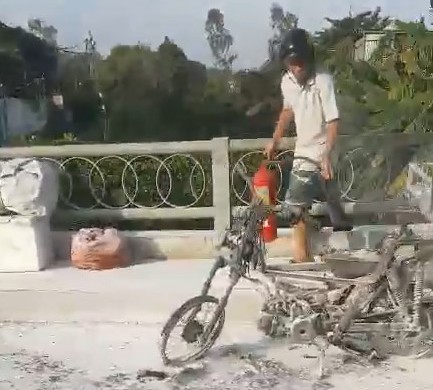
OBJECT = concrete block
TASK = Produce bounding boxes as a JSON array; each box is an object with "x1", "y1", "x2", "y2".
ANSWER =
[
  {"x1": 328, "y1": 231, "x2": 351, "y2": 251},
  {"x1": 329, "y1": 226, "x2": 386, "y2": 251},
  {"x1": 364, "y1": 227, "x2": 390, "y2": 249},
  {"x1": 0, "y1": 215, "x2": 54, "y2": 272}
]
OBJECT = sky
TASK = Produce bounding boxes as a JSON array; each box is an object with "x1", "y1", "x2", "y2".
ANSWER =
[{"x1": 0, "y1": 0, "x2": 431, "y2": 69}]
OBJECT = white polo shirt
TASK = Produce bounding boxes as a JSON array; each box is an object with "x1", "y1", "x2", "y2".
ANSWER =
[{"x1": 281, "y1": 70, "x2": 339, "y2": 171}]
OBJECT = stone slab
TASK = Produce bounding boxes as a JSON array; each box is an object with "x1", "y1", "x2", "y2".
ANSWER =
[{"x1": 0, "y1": 215, "x2": 54, "y2": 272}]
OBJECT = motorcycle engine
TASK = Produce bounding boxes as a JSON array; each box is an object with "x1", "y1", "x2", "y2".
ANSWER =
[
  {"x1": 257, "y1": 294, "x2": 325, "y2": 343},
  {"x1": 258, "y1": 312, "x2": 324, "y2": 342}
]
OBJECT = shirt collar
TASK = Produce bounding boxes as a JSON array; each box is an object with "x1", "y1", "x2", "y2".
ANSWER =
[{"x1": 287, "y1": 71, "x2": 315, "y2": 88}]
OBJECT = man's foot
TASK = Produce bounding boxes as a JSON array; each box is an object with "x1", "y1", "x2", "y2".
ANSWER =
[{"x1": 292, "y1": 256, "x2": 315, "y2": 263}]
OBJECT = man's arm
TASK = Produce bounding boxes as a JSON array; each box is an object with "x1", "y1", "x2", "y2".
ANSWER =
[
  {"x1": 272, "y1": 75, "x2": 295, "y2": 146},
  {"x1": 324, "y1": 119, "x2": 339, "y2": 156},
  {"x1": 272, "y1": 107, "x2": 294, "y2": 146},
  {"x1": 320, "y1": 74, "x2": 340, "y2": 156}
]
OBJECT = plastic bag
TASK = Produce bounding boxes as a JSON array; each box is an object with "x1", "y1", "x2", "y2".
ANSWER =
[
  {"x1": 71, "y1": 228, "x2": 128, "y2": 270},
  {"x1": 0, "y1": 158, "x2": 59, "y2": 216}
]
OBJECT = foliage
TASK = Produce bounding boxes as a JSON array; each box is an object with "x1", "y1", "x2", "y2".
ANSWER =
[
  {"x1": 322, "y1": 17, "x2": 433, "y2": 136},
  {"x1": 1, "y1": 7, "x2": 432, "y2": 145},
  {"x1": 314, "y1": 6, "x2": 389, "y2": 59},
  {"x1": 0, "y1": 21, "x2": 57, "y2": 96},
  {"x1": 205, "y1": 9, "x2": 237, "y2": 70},
  {"x1": 27, "y1": 18, "x2": 58, "y2": 46},
  {"x1": 268, "y1": 3, "x2": 298, "y2": 60},
  {"x1": 313, "y1": 13, "x2": 433, "y2": 199}
]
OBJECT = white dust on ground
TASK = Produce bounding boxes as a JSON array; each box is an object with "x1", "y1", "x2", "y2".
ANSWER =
[{"x1": 0, "y1": 321, "x2": 432, "y2": 390}]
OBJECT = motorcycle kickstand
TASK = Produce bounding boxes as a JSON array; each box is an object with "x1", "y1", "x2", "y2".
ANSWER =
[{"x1": 314, "y1": 336, "x2": 329, "y2": 379}]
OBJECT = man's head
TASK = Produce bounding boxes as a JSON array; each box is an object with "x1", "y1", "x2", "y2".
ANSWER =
[{"x1": 279, "y1": 28, "x2": 315, "y2": 84}]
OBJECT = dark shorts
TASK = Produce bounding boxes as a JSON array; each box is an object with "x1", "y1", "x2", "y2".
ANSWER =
[
  {"x1": 284, "y1": 169, "x2": 323, "y2": 209},
  {"x1": 283, "y1": 168, "x2": 348, "y2": 228}
]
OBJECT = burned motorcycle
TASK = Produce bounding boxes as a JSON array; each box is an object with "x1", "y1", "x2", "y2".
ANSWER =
[{"x1": 159, "y1": 161, "x2": 433, "y2": 376}]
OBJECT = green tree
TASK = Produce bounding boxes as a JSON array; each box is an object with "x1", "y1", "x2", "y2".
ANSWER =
[
  {"x1": 27, "y1": 18, "x2": 58, "y2": 47},
  {"x1": 0, "y1": 21, "x2": 57, "y2": 94},
  {"x1": 96, "y1": 40, "x2": 216, "y2": 142},
  {"x1": 315, "y1": 7, "x2": 389, "y2": 57},
  {"x1": 96, "y1": 44, "x2": 160, "y2": 141},
  {"x1": 268, "y1": 3, "x2": 299, "y2": 60},
  {"x1": 205, "y1": 9, "x2": 237, "y2": 71},
  {"x1": 316, "y1": 16, "x2": 433, "y2": 200},
  {"x1": 241, "y1": 5, "x2": 300, "y2": 129}
]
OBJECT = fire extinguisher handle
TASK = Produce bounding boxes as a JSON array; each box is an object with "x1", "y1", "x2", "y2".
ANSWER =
[
  {"x1": 261, "y1": 158, "x2": 281, "y2": 167},
  {"x1": 261, "y1": 154, "x2": 294, "y2": 167},
  {"x1": 265, "y1": 160, "x2": 281, "y2": 165},
  {"x1": 263, "y1": 155, "x2": 321, "y2": 169},
  {"x1": 234, "y1": 163, "x2": 254, "y2": 193}
]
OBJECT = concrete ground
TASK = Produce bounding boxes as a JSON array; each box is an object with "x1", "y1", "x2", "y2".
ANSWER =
[{"x1": 0, "y1": 260, "x2": 432, "y2": 389}]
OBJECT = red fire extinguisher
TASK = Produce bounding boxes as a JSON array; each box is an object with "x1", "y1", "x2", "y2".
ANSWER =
[{"x1": 252, "y1": 161, "x2": 278, "y2": 243}]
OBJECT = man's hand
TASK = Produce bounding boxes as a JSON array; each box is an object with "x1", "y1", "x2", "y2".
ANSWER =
[
  {"x1": 264, "y1": 140, "x2": 276, "y2": 160},
  {"x1": 322, "y1": 119, "x2": 339, "y2": 180},
  {"x1": 320, "y1": 154, "x2": 333, "y2": 180}
]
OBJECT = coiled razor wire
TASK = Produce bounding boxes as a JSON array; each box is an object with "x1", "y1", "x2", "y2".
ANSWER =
[
  {"x1": 230, "y1": 150, "x2": 356, "y2": 205},
  {"x1": 0, "y1": 145, "x2": 397, "y2": 211},
  {"x1": 34, "y1": 154, "x2": 209, "y2": 210}
]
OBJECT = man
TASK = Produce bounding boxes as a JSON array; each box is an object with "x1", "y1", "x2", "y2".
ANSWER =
[{"x1": 265, "y1": 28, "x2": 351, "y2": 263}]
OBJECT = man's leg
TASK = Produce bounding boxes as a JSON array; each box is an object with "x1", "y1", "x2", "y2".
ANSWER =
[
  {"x1": 282, "y1": 170, "x2": 316, "y2": 263},
  {"x1": 322, "y1": 179, "x2": 353, "y2": 231},
  {"x1": 292, "y1": 218, "x2": 311, "y2": 263}
]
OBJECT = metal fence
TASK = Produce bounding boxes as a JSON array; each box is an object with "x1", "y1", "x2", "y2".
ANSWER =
[{"x1": 0, "y1": 133, "x2": 432, "y2": 235}]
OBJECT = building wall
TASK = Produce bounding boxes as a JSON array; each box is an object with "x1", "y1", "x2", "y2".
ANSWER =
[
  {"x1": 353, "y1": 37, "x2": 366, "y2": 61},
  {"x1": 354, "y1": 32, "x2": 386, "y2": 62},
  {"x1": 364, "y1": 33, "x2": 385, "y2": 61}
]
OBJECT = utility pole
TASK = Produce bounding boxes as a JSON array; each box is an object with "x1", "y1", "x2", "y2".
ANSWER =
[
  {"x1": 84, "y1": 31, "x2": 97, "y2": 79},
  {"x1": 84, "y1": 31, "x2": 108, "y2": 141}
]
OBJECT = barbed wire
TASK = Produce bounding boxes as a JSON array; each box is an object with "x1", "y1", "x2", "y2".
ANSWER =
[
  {"x1": 37, "y1": 154, "x2": 209, "y2": 210},
  {"x1": 0, "y1": 139, "x2": 414, "y2": 214},
  {"x1": 230, "y1": 149, "x2": 394, "y2": 205}
]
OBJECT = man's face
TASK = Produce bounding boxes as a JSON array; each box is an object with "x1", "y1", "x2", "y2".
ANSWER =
[{"x1": 284, "y1": 57, "x2": 307, "y2": 84}]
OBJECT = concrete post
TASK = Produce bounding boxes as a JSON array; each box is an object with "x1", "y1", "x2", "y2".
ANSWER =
[{"x1": 211, "y1": 137, "x2": 231, "y2": 237}]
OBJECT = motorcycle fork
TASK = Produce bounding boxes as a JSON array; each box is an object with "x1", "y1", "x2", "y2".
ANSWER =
[
  {"x1": 201, "y1": 271, "x2": 241, "y2": 341},
  {"x1": 183, "y1": 256, "x2": 226, "y2": 331}
]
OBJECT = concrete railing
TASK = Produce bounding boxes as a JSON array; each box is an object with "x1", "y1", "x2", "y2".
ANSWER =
[{"x1": 0, "y1": 133, "x2": 432, "y2": 236}]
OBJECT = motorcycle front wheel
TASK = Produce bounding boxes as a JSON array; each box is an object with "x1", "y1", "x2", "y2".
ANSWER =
[{"x1": 159, "y1": 295, "x2": 226, "y2": 366}]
